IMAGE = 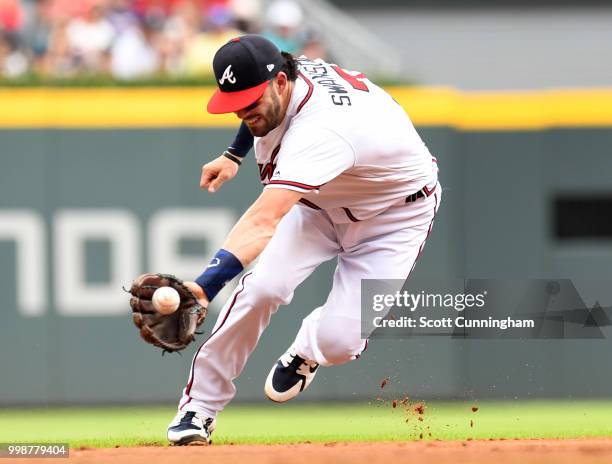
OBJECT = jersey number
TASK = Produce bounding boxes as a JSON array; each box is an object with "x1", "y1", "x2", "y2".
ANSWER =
[{"x1": 331, "y1": 65, "x2": 369, "y2": 92}]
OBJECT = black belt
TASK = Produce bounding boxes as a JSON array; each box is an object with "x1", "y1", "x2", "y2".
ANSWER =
[{"x1": 405, "y1": 183, "x2": 436, "y2": 203}]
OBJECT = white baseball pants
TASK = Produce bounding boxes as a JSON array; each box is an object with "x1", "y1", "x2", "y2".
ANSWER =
[{"x1": 178, "y1": 183, "x2": 441, "y2": 417}]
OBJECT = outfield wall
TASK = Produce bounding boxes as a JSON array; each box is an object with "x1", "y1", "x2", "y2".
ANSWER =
[{"x1": 1, "y1": 88, "x2": 611, "y2": 405}]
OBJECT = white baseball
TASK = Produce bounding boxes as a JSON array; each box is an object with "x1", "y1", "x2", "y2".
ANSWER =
[{"x1": 152, "y1": 287, "x2": 180, "y2": 315}]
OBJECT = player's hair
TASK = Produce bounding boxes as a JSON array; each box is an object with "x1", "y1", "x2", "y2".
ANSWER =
[{"x1": 280, "y1": 51, "x2": 298, "y2": 81}]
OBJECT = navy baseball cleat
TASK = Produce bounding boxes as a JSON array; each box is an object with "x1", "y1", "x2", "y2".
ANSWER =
[
  {"x1": 264, "y1": 347, "x2": 319, "y2": 402},
  {"x1": 167, "y1": 411, "x2": 216, "y2": 446}
]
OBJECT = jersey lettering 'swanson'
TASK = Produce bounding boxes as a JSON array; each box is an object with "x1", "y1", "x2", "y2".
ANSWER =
[
  {"x1": 298, "y1": 57, "x2": 354, "y2": 106},
  {"x1": 254, "y1": 56, "x2": 438, "y2": 224}
]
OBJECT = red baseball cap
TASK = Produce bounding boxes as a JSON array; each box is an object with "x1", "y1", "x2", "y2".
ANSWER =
[{"x1": 207, "y1": 35, "x2": 285, "y2": 114}]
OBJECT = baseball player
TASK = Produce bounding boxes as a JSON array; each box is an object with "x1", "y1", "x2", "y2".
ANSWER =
[{"x1": 167, "y1": 35, "x2": 441, "y2": 445}]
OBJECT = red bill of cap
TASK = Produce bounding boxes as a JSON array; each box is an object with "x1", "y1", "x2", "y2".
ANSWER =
[{"x1": 207, "y1": 80, "x2": 270, "y2": 114}]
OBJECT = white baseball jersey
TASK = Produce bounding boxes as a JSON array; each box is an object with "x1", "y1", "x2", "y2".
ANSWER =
[
  {"x1": 177, "y1": 56, "x2": 442, "y2": 420},
  {"x1": 255, "y1": 56, "x2": 438, "y2": 223}
]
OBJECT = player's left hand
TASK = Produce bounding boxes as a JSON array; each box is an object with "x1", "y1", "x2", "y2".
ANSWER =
[
  {"x1": 128, "y1": 273, "x2": 207, "y2": 352},
  {"x1": 200, "y1": 155, "x2": 239, "y2": 193},
  {"x1": 183, "y1": 281, "x2": 210, "y2": 309}
]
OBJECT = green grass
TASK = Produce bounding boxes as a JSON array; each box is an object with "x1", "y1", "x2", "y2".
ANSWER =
[{"x1": 1, "y1": 401, "x2": 612, "y2": 448}]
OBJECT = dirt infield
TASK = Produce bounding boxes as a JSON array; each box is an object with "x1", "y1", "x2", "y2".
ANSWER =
[{"x1": 20, "y1": 438, "x2": 612, "y2": 464}]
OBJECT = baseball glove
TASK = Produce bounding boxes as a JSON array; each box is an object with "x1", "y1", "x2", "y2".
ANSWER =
[{"x1": 128, "y1": 273, "x2": 207, "y2": 353}]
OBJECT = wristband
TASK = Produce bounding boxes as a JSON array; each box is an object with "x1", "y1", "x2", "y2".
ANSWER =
[
  {"x1": 195, "y1": 249, "x2": 244, "y2": 301},
  {"x1": 223, "y1": 151, "x2": 242, "y2": 166},
  {"x1": 227, "y1": 121, "x2": 254, "y2": 157}
]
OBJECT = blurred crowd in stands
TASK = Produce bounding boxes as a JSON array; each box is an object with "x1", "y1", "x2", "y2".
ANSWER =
[{"x1": 0, "y1": 0, "x2": 327, "y2": 79}]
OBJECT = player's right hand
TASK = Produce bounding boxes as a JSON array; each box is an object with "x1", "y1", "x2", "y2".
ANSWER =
[{"x1": 200, "y1": 154, "x2": 239, "y2": 193}]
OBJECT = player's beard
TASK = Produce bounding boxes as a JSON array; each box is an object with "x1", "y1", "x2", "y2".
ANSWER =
[{"x1": 245, "y1": 90, "x2": 282, "y2": 137}]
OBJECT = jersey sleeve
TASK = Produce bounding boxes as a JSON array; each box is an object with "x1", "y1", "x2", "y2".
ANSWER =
[{"x1": 264, "y1": 125, "x2": 355, "y2": 193}]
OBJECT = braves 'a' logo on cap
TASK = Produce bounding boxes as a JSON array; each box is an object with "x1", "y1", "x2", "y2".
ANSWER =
[{"x1": 220, "y1": 65, "x2": 236, "y2": 85}]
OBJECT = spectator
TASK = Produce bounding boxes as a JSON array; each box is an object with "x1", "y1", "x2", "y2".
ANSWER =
[
  {"x1": 111, "y1": 15, "x2": 161, "y2": 79},
  {"x1": 0, "y1": 30, "x2": 28, "y2": 77},
  {"x1": 300, "y1": 25, "x2": 327, "y2": 60},
  {"x1": 0, "y1": 0, "x2": 330, "y2": 80},
  {"x1": 158, "y1": 0, "x2": 200, "y2": 74},
  {"x1": 183, "y1": 4, "x2": 240, "y2": 76},
  {"x1": 107, "y1": 0, "x2": 139, "y2": 35},
  {"x1": 21, "y1": 0, "x2": 51, "y2": 72},
  {"x1": 229, "y1": 0, "x2": 260, "y2": 33},
  {"x1": 262, "y1": 0, "x2": 304, "y2": 54},
  {"x1": 0, "y1": 0, "x2": 25, "y2": 34},
  {"x1": 132, "y1": 0, "x2": 182, "y2": 19},
  {"x1": 42, "y1": 0, "x2": 90, "y2": 25},
  {"x1": 65, "y1": 2, "x2": 115, "y2": 74},
  {"x1": 0, "y1": 0, "x2": 28, "y2": 77},
  {"x1": 42, "y1": 18, "x2": 72, "y2": 76}
]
